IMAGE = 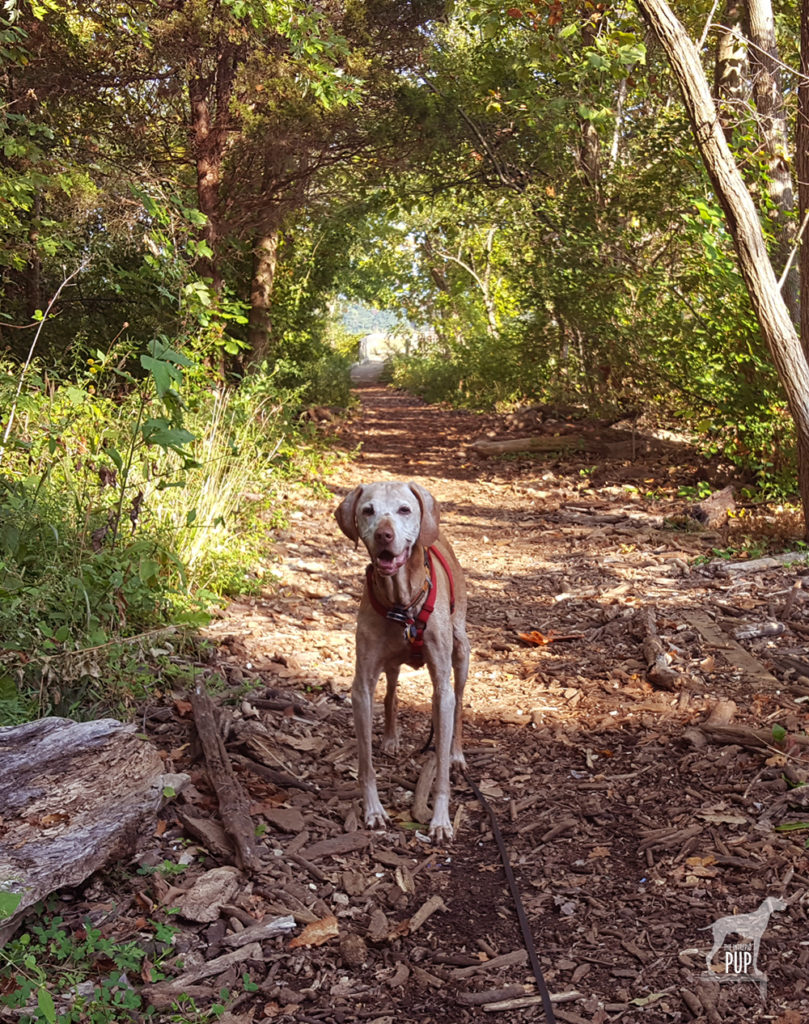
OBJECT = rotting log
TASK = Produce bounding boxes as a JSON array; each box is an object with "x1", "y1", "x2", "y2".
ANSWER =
[
  {"x1": 0, "y1": 717, "x2": 173, "y2": 945},
  {"x1": 470, "y1": 435, "x2": 583, "y2": 457}
]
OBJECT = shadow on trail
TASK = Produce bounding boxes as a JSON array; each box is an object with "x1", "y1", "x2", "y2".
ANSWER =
[{"x1": 335, "y1": 384, "x2": 486, "y2": 481}]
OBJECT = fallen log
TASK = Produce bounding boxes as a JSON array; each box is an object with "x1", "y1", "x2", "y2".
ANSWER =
[
  {"x1": 0, "y1": 717, "x2": 171, "y2": 945},
  {"x1": 637, "y1": 607, "x2": 680, "y2": 690},
  {"x1": 700, "y1": 722, "x2": 809, "y2": 751},
  {"x1": 190, "y1": 683, "x2": 262, "y2": 874},
  {"x1": 715, "y1": 550, "x2": 809, "y2": 573},
  {"x1": 470, "y1": 435, "x2": 583, "y2": 457}
]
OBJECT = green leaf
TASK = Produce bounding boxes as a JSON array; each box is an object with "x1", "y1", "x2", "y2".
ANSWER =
[
  {"x1": 772, "y1": 724, "x2": 787, "y2": 744},
  {"x1": 37, "y1": 986, "x2": 57, "y2": 1024},
  {"x1": 0, "y1": 890, "x2": 22, "y2": 921},
  {"x1": 140, "y1": 354, "x2": 176, "y2": 397},
  {"x1": 139, "y1": 557, "x2": 160, "y2": 585},
  {"x1": 141, "y1": 421, "x2": 195, "y2": 449}
]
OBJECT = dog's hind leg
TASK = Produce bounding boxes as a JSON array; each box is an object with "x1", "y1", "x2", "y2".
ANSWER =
[{"x1": 381, "y1": 666, "x2": 400, "y2": 755}]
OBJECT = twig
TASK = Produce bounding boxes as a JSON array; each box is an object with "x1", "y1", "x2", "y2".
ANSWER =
[{"x1": 698, "y1": 1, "x2": 721, "y2": 50}]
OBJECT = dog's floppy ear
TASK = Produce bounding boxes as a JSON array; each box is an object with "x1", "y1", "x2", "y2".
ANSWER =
[
  {"x1": 335, "y1": 486, "x2": 364, "y2": 545},
  {"x1": 408, "y1": 482, "x2": 440, "y2": 547}
]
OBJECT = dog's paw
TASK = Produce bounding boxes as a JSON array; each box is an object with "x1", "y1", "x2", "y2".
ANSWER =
[
  {"x1": 428, "y1": 818, "x2": 454, "y2": 844},
  {"x1": 450, "y1": 749, "x2": 466, "y2": 768},
  {"x1": 380, "y1": 733, "x2": 401, "y2": 756},
  {"x1": 363, "y1": 800, "x2": 390, "y2": 830}
]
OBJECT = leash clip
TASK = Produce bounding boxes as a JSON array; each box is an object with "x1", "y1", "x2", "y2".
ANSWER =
[{"x1": 385, "y1": 606, "x2": 410, "y2": 625}]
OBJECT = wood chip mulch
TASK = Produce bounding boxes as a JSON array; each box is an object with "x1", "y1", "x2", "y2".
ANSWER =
[{"x1": 37, "y1": 385, "x2": 809, "y2": 1024}]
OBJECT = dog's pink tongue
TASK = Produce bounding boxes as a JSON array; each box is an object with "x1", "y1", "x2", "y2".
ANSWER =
[{"x1": 376, "y1": 550, "x2": 406, "y2": 575}]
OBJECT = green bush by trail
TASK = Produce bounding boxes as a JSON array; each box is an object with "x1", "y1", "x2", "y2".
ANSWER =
[{"x1": 0, "y1": 341, "x2": 349, "y2": 725}]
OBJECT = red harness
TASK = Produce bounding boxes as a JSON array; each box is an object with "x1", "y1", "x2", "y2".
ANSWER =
[{"x1": 366, "y1": 546, "x2": 455, "y2": 666}]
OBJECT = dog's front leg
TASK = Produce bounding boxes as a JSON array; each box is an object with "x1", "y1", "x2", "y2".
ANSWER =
[
  {"x1": 352, "y1": 668, "x2": 389, "y2": 829},
  {"x1": 428, "y1": 668, "x2": 456, "y2": 843},
  {"x1": 381, "y1": 666, "x2": 400, "y2": 755}
]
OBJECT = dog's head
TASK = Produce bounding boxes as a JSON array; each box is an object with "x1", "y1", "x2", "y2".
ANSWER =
[{"x1": 335, "y1": 481, "x2": 439, "y2": 576}]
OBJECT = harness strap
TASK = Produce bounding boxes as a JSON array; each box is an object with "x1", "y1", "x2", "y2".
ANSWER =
[{"x1": 365, "y1": 546, "x2": 455, "y2": 666}]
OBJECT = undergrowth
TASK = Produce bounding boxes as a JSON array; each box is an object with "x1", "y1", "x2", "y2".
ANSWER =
[
  {"x1": 0, "y1": 342, "x2": 347, "y2": 725},
  {"x1": 0, "y1": 899, "x2": 241, "y2": 1022},
  {"x1": 390, "y1": 334, "x2": 801, "y2": 503}
]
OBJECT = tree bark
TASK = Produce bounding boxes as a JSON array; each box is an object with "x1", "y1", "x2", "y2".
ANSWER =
[
  {"x1": 189, "y1": 72, "x2": 223, "y2": 296},
  {"x1": 748, "y1": 0, "x2": 798, "y2": 321},
  {"x1": 636, "y1": 0, "x2": 809, "y2": 537},
  {"x1": 247, "y1": 229, "x2": 280, "y2": 366},
  {"x1": 798, "y1": 0, "x2": 809, "y2": 363},
  {"x1": 0, "y1": 717, "x2": 168, "y2": 945},
  {"x1": 799, "y1": 1, "x2": 809, "y2": 513},
  {"x1": 188, "y1": 46, "x2": 238, "y2": 299},
  {"x1": 714, "y1": 0, "x2": 749, "y2": 140}
]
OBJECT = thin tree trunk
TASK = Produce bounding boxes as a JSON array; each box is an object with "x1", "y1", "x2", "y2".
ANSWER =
[
  {"x1": 748, "y1": 0, "x2": 798, "y2": 322},
  {"x1": 714, "y1": 1, "x2": 749, "y2": 140},
  {"x1": 797, "y1": 0, "x2": 809, "y2": 525},
  {"x1": 636, "y1": 0, "x2": 809, "y2": 537},
  {"x1": 799, "y1": 0, "x2": 809, "y2": 364},
  {"x1": 247, "y1": 230, "x2": 279, "y2": 366},
  {"x1": 189, "y1": 73, "x2": 223, "y2": 296},
  {"x1": 609, "y1": 76, "x2": 628, "y2": 167},
  {"x1": 25, "y1": 193, "x2": 42, "y2": 318},
  {"x1": 188, "y1": 46, "x2": 238, "y2": 299}
]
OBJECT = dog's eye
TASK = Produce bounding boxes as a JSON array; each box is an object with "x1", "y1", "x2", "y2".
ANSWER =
[
  {"x1": 398, "y1": 505, "x2": 411, "y2": 515},
  {"x1": 361, "y1": 505, "x2": 374, "y2": 517}
]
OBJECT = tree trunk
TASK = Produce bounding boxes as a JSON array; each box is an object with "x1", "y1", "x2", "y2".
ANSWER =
[
  {"x1": 799, "y1": 0, "x2": 809, "y2": 364},
  {"x1": 748, "y1": 0, "x2": 798, "y2": 322},
  {"x1": 189, "y1": 72, "x2": 224, "y2": 296},
  {"x1": 714, "y1": 0, "x2": 749, "y2": 140},
  {"x1": 0, "y1": 717, "x2": 167, "y2": 945},
  {"x1": 187, "y1": 46, "x2": 238, "y2": 299},
  {"x1": 636, "y1": 0, "x2": 809, "y2": 537},
  {"x1": 797, "y1": 0, "x2": 809, "y2": 529},
  {"x1": 25, "y1": 193, "x2": 42, "y2": 318},
  {"x1": 247, "y1": 230, "x2": 279, "y2": 367}
]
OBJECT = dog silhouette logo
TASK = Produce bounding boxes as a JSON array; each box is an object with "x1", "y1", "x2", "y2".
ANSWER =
[{"x1": 701, "y1": 897, "x2": 786, "y2": 999}]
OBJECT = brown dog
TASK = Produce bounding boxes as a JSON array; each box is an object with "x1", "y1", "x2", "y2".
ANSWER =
[{"x1": 335, "y1": 481, "x2": 469, "y2": 842}]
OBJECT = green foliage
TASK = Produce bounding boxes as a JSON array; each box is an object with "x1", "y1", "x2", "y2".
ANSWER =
[
  {"x1": 0, "y1": 329, "x2": 337, "y2": 723},
  {"x1": 0, "y1": 903, "x2": 242, "y2": 1022},
  {"x1": 0, "y1": 908, "x2": 168, "y2": 1023}
]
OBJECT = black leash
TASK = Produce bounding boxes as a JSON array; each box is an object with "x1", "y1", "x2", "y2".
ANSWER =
[{"x1": 462, "y1": 766, "x2": 557, "y2": 1024}]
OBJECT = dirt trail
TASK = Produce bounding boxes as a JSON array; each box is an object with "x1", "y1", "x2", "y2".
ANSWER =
[{"x1": 174, "y1": 385, "x2": 809, "y2": 1023}]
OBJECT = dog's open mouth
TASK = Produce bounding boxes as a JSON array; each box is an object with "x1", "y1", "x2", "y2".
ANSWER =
[{"x1": 374, "y1": 548, "x2": 409, "y2": 576}]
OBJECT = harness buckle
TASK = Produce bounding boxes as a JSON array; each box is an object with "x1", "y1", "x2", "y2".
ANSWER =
[{"x1": 385, "y1": 606, "x2": 411, "y2": 625}]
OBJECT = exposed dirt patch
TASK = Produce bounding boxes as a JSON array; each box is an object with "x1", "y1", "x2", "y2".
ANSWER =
[{"x1": 33, "y1": 385, "x2": 809, "y2": 1023}]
